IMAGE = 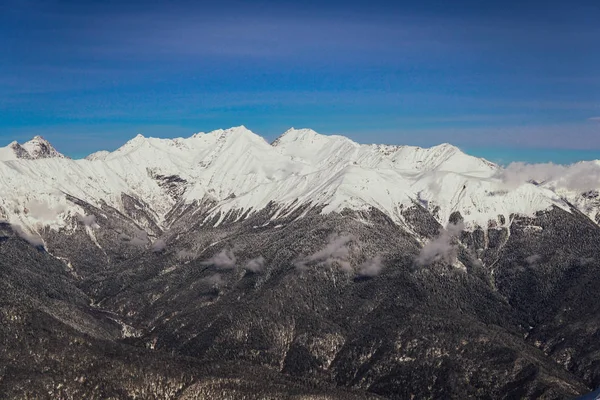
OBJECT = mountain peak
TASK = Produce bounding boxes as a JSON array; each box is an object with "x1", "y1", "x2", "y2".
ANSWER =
[
  {"x1": 21, "y1": 136, "x2": 65, "y2": 159},
  {"x1": 213, "y1": 126, "x2": 269, "y2": 147},
  {"x1": 0, "y1": 136, "x2": 65, "y2": 161},
  {"x1": 122, "y1": 133, "x2": 148, "y2": 146},
  {"x1": 271, "y1": 128, "x2": 356, "y2": 148},
  {"x1": 272, "y1": 128, "x2": 320, "y2": 146},
  {"x1": 219, "y1": 125, "x2": 254, "y2": 136}
]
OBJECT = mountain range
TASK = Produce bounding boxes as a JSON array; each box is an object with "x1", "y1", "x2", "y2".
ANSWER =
[{"x1": 1, "y1": 126, "x2": 599, "y2": 399}]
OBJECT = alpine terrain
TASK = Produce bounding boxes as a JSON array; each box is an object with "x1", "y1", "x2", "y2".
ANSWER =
[{"x1": 1, "y1": 126, "x2": 599, "y2": 399}]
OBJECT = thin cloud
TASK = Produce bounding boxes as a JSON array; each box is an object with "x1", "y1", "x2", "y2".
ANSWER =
[
  {"x1": 525, "y1": 254, "x2": 541, "y2": 264},
  {"x1": 357, "y1": 255, "x2": 384, "y2": 277},
  {"x1": 416, "y1": 222, "x2": 464, "y2": 266},
  {"x1": 176, "y1": 249, "x2": 196, "y2": 261},
  {"x1": 77, "y1": 213, "x2": 99, "y2": 228},
  {"x1": 498, "y1": 161, "x2": 600, "y2": 192},
  {"x1": 244, "y1": 256, "x2": 265, "y2": 273},
  {"x1": 294, "y1": 234, "x2": 353, "y2": 272},
  {"x1": 201, "y1": 248, "x2": 237, "y2": 269},
  {"x1": 151, "y1": 239, "x2": 166, "y2": 252},
  {"x1": 203, "y1": 273, "x2": 225, "y2": 287},
  {"x1": 26, "y1": 199, "x2": 67, "y2": 222},
  {"x1": 11, "y1": 224, "x2": 45, "y2": 248},
  {"x1": 120, "y1": 229, "x2": 148, "y2": 247}
]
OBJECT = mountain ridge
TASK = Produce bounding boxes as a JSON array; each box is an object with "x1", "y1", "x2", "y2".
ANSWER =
[
  {"x1": 2, "y1": 126, "x2": 600, "y2": 399},
  {"x1": 1, "y1": 126, "x2": 598, "y2": 238}
]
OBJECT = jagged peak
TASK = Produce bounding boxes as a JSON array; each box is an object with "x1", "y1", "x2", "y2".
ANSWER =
[
  {"x1": 0, "y1": 140, "x2": 32, "y2": 161},
  {"x1": 21, "y1": 136, "x2": 65, "y2": 159}
]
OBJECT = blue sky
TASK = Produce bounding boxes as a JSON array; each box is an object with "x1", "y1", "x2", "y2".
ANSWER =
[{"x1": 1, "y1": 0, "x2": 599, "y2": 163}]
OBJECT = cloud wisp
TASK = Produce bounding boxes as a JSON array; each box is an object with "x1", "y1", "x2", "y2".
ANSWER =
[
  {"x1": 244, "y1": 256, "x2": 265, "y2": 273},
  {"x1": 151, "y1": 238, "x2": 166, "y2": 252},
  {"x1": 201, "y1": 248, "x2": 237, "y2": 270},
  {"x1": 203, "y1": 273, "x2": 225, "y2": 288},
  {"x1": 26, "y1": 199, "x2": 67, "y2": 222},
  {"x1": 497, "y1": 161, "x2": 600, "y2": 192},
  {"x1": 294, "y1": 234, "x2": 353, "y2": 272},
  {"x1": 77, "y1": 213, "x2": 99, "y2": 229},
  {"x1": 416, "y1": 222, "x2": 464, "y2": 266},
  {"x1": 293, "y1": 234, "x2": 385, "y2": 277},
  {"x1": 357, "y1": 255, "x2": 384, "y2": 277},
  {"x1": 11, "y1": 224, "x2": 45, "y2": 248},
  {"x1": 176, "y1": 249, "x2": 196, "y2": 261}
]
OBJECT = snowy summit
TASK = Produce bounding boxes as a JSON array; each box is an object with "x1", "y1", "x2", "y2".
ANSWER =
[{"x1": 0, "y1": 126, "x2": 599, "y2": 234}]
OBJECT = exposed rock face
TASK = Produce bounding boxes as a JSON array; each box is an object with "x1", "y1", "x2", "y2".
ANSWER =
[
  {"x1": 21, "y1": 135, "x2": 67, "y2": 159},
  {"x1": 1, "y1": 128, "x2": 600, "y2": 398},
  {"x1": 2, "y1": 199, "x2": 600, "y2": 399}
]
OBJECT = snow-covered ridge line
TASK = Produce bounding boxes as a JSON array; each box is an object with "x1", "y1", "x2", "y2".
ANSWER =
[
  {"x1": 0, "y1": 126, "x2": 598, "y2": 235},
  {"x1": 0, "y1": 135, "x2": 67, "y2": 161}
]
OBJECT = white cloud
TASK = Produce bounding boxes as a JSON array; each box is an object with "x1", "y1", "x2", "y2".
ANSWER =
[
  {"x1": 176, "y1": 249, "x2": 196, "y2": 261},
  {"x1": 77, "y1": 213, "x2": 99, "y2": 228},
  {"x1": 120, "y1": 229, "x2": 148, "y2": 247},
  {"x1": 525, "y1": 254, "x2": 541, "y2": 264},
  {"x1": 151, "y1": 238, "x2": 166, "y2": 252},
  {"x1": 357, "y1": 255, "x2": 384, "y2": 277},
  {"x1": 12, "y1": 224, "x2": 44, "y2": 247},
  {"x1": 244, "y1": 256, "x2": 265, "y2": 272},
  {"x1": 416, "y1": 222, "x2": 464, "y2": 266},
  {"x1": 129, "y1": 237, "x2": 147, "y2": 247},
  {"x1": 204, "y1": 273, "x2": 225, "y2": 287},
  {"x1": 294, "y1": 234, "x2": 353, "y2": 271},
  {"x1": 497, "y1": 161, "x2": 600, "y2": 192},
  {"x1": 201, "y1": 248, "x2": 236, "y2": 269},
  {"x1": 25, "y1": 199, "x2": 67, "y2": 221}
]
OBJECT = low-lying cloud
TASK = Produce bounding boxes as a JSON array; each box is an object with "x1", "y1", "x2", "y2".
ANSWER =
[
  {"x1": 525, "y1": 254, "x2": 541, "y2": 264},
  {"x1": 357, "y1": 255, "x2": 384, "y2": 277},
  {"x1": 294, "y1": 234, "x2": 353, "y2": 272},
  {"x1": 244, "y1": 256, "x2": 265, "y2": 272},
  {"x1": 176, "y1": 249, "x2": 196, "y2": 261},
  {"x1": 498, "y1": 161, "x2": 600, "y2": 192},
  {"x1": 201, "y1": 248, "x2": 237, "y2": 269},
  {"x1": 151, "y1": 238, "x2": 166, "y2": 252},
  {"x1": 119, "y1": 229, "x2": 148, "y2": 247},
  {"x1": 416, "y1": 222, "x2": 464, "y2": 266},
  {"x1": 26, "y1": 199, "x2": 67, "y2": 221},
  {"x1": 12, "y1": 224, "x2": 44, "y2": 248},
  {"x1": 77, "y1": 213, "x2": 99, "y2": 228},
  {"x1": 203, "y1": 273, "x2": 225, "y2": 287}
]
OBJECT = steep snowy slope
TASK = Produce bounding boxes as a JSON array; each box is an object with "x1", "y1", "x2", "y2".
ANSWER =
[
  {"x1": 0, "y1": 126, "x2": 584, "y2": 236},
  {"x1": 498, "y1": 160, "x2": 600, "y2": 224},
  {"x1": 85, "y1": 150, "x2": 110, "y2": 161},
  {"x1": 0, "y1": 136, "x2": 66, "y2": 161}
]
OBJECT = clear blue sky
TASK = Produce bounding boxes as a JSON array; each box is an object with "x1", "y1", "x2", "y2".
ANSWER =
[{"x1": 1, "y1": 0, "x2": 599, "y2": 163}]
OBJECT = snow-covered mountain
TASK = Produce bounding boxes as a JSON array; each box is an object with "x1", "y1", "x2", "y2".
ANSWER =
[
  {"x1": 3, "y1": 126, "x2": 600, "y2": 399},
  {"x1": 0, "y1": 126, "x2": 597, "y2": 236},
  {"x1": 0, "y1": 135, "x2": 66, "y2": 161}
]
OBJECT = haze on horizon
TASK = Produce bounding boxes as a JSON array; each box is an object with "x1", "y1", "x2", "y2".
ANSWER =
[{"x1": 1, "y1": 0, "x2": 599, "y2": 164}]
